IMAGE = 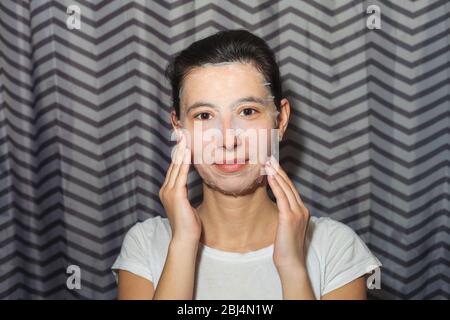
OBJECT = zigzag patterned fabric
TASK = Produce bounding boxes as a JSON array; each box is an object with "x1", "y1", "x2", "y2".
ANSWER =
[{"x1": 0, "y1": 0, "x2": 449, "y2": 300}]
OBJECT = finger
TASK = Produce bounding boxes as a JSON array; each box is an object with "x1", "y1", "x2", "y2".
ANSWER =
[
  {"x1": 269, "y1": 156, "x2": 304, "y2": 206},
  {"x1": 161, "y1": 161, "x2": 174, "y2": 190},
  {"x1": 276, "y1": 168, "x2": 302, "y2": 205},
  {"x1": 175, "y1": 148, "x2": 191, "y2": 188},
  {"x1": 162, "y1": 136, "x2": 182, "y2": 189},
  {"x1": 167, "y1": 132, "x2": 187, "y2": 187},
  {"x1": 162, "y1": 131, "x2": 183, "y2": 189},
  {"x1": 267, "y1": 161, "x2": 298, "y2": 211},
  {"x1": 266, "y1": 166, "x2": 290, "y2": 213}
]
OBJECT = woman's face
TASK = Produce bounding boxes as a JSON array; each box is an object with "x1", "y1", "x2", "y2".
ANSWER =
[{"x1": 175, "y1": 62, "x2": 281, "y2": 196}]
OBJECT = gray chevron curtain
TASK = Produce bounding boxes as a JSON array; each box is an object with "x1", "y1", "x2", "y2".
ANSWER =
[{"x1": 0, "y1": 0, "x2": 449, "y2": 300}]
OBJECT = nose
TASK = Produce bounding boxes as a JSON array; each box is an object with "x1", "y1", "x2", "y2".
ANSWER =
[
  {"x1": 223, "y1": 131, "x2": 237, "y2": 151},
  {"x1": 220, "y1": 117, "x2": 239, "y2": 151}
]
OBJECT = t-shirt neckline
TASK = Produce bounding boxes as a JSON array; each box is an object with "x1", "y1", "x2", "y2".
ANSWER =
[{"x1": 198, "y1": 242, "x2": 274, "y2": 261}]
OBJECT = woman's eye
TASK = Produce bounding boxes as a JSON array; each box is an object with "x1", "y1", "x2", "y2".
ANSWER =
[
  {"x1": 239, "y1": 108, "x2": 258, "y2": 117},
  {"x1": 194, "y1": 112, "x2": 213, "y2": 120}
]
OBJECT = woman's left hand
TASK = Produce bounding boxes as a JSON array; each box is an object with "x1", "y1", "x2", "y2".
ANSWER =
[
  {"x1": 265, "y1": 156, "x2": 310, "y2": 271},
  {"x1": 265, "y1": 156, "x2": 315, "y2": 299}
]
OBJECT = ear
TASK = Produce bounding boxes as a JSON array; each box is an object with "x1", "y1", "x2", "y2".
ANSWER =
[
  {"x1": 277, "y1": 98, "x2": 290, "y2": 140},
  {"x1": 170, "y1": 110, "x2": 181, "y2": 130}
]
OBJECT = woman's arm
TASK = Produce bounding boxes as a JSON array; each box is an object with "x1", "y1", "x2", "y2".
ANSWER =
[
  {"x1": 152, "y1": 240, "x2": 199, "y2": 300},
  {"x1": 265, "y1": 157, "x2": 315, "y2": 299},
  {"x1": 117, "y1": 240, "x2": 199, "y2": 300},
  {"x1": 117, "y1": 270, "x2": 154, "y2": 300},
  {"x1": 265, "y1": 157, "x2": 369, "y2": 300},
  {"x1": 321, "y1": 275, "x2": 367, "y2": 300},
  {"x1": 152, "y1": 129, "x2": 202, "y2": 299}
]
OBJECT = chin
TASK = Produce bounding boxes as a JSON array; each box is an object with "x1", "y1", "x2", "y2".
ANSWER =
[
  {"x1": 194, "y1": 163, "x2": 266, "y2": 196},
  {"x1": 202, "y1": 173, "x2": 266, "y2": 197}
]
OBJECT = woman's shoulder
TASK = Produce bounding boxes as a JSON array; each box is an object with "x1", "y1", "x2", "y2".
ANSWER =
[
  {"x1": 307, "y1": 216, "x2": 363, "y2": 249},
  {"x1": 307, "y1": 215, "x2": 381, "y2": 266},
  {"x1": 309, "y1": 215, "x2": 355, "y2": 233},
  {"x1": 112, "y1": 215, "x2": 171, "y2": 285},
  {"x1": 139, "y1": 215, "x2": 171, "y2": 232},
  {"x1": 307, "y1": 216, "x2": 382, "y2": 295},
  {"x1": 125, "y1": 215, "x2": 172, "y2": 245}
]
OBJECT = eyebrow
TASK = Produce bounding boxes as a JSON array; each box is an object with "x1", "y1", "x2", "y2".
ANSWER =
[{"x1": 185, "y1": 96, "x2": 269, "y2": 114}]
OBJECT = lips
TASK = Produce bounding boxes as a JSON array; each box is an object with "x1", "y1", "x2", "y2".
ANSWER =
[{"x1": 214, "y1": 159, "x2": 249, "y2": 173}]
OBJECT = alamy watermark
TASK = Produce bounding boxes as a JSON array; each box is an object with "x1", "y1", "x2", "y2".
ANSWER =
[
  {"x1": 67, "y1": 4, "x2": 381, "y2": 31},
  {"x1": 366, "y1": 265, "x2": 382, "y2": 290},
  {"x1": 66, "y1": 264, "x2": 81, "y2": 290},
  {"x1": 366, "y1": 5, "x2": 381, "y2": 30}
]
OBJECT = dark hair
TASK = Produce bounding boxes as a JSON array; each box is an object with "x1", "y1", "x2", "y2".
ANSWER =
[{"x1": 165, "y1": 29, "x2": 283, "y2": 118}]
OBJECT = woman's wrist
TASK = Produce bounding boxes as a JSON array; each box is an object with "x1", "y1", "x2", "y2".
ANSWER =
[
  {"x1": 275, "y1": 255, "x2": 307, "y2": 273},
  {"x1": 154, "y1": 238, "x2": 199, "y2": 300},
  {"x1": 169, "y1": 238, "x2": 199, "y2": 254},
  {"x1": 277, "y1": 262, "x2": 308, "y2": 282},
  {"x1": 278, "y1": 266, "x2": 315, "y2": 299},
  {"x1": 275, "y1": 262, "x2": 316, "y2": 300}
]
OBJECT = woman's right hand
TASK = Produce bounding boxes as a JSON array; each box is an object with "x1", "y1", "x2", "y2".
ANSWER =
[{"x1": 159, "y1": 129, "x2": 202, "y2": 244}]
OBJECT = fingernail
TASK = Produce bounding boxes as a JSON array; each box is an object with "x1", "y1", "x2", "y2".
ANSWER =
[
  {"x1": 269, "y1": 155, "x2": 279, "y2": 168},
  {"x1": 265, "y1": 165, "x2": 275, "y2": 175}
]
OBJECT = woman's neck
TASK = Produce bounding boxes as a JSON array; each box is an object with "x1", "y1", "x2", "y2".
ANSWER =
[{"x1": 196, "y1": 182, "x2": 278, "y2": 252}]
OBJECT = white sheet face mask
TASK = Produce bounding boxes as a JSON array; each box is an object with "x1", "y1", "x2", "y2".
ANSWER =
[{"x1": 175, "y1": 62, "x2": 281, "y2": 196}]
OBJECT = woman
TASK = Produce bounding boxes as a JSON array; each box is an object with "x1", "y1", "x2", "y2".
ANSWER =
[{"x1": 112, "y1": 29, "x2": 382, "y2": 300}]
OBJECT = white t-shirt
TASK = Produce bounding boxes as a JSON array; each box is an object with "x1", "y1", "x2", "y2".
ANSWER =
[{"x1": 111, "y1": 215, "x2": 382, "y2": 299}]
